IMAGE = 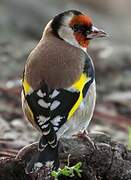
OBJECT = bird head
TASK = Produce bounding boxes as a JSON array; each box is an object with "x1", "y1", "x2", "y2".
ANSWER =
[{"x1": 51, "y1": 10, "x2": 107, "y2": 50}]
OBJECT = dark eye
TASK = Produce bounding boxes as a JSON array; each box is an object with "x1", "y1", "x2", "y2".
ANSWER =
[
  {"x1": 72, "y1": 24, "x2": 92, "y2": 36},
  {"x1": 86, "y1": 25, "x2": 92, "y2": 34},
  {"x1": 72, "y1": 24, "x2": 81, "y2": 32},
  {"x1": 86, "y1": 29, "x2": 91, "y2": 34}
]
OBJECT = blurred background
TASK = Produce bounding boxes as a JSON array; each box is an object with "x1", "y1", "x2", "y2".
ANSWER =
[{"x1": 0, "y1": 0, "x2": 131, "y2": 149}]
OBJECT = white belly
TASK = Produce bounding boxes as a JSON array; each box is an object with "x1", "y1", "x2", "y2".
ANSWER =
[{"x1": 57, "y1": 80, "x2": 96, "y2": 139}]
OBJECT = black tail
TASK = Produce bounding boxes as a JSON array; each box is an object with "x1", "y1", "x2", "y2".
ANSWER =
[
  {"x1": 38, "y1": 143, "x2": 59, "y2": 168},
  {"x1": 26, "y1": 135, "x2": 59, "y2": 173}
]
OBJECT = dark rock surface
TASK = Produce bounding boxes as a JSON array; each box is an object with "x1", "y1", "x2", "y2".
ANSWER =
[{"x1": 1, "y1": 134, "x2": 131, "y2": 180}]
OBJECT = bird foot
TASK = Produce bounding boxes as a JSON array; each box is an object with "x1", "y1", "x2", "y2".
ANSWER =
[
  {"x1": 72, "y1": 130, "x2": 96, "y2": 149},
  {"x1": 72, "y1": 130, "x2": 89, "y2": 140}
]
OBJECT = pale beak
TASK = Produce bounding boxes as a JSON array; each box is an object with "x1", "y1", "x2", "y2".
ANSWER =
[{"x1": 87, "y1": 26, "x2": 108, "y2": 39}]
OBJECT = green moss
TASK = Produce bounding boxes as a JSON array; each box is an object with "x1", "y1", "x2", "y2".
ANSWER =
[{"x1": 51, "y1": 162, "x2": 82, "y2": 180}]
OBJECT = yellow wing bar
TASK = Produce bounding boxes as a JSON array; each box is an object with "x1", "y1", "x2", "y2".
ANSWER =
[
  {"x1": 22, "y1": 78, "x2": 32, "y2": 95},
  {"x1": 67, "y1": 73, "x2": 90, "y2": 120},
  {"x1": 22, "y1": 74, "x2": 90, "y2": 121}
]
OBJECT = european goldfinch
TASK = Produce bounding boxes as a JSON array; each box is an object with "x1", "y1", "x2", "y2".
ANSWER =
[{"x1": 22, "y1": 10, "x2": 107, "y2": 173}]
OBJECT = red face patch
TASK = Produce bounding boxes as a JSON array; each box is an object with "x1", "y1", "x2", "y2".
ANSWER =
[
  {"x1": 70, "y1": 15, "x2": 92, "y2": 27},
  {"x1": 70, "y1": 15, "x2": 92, "y2": 48},
  {"x1": 74, "y1": 32, "x2": 89, "y2": 48}
]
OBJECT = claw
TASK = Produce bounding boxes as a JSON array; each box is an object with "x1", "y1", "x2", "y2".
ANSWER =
[
  {"x1": 72, "y1": 130, "x2": 89, "y2": 139},
  {"x1": 72, "y1": 130, "x2": 96, "y2": 149}
]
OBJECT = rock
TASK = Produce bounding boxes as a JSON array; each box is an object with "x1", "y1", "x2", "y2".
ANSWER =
[
  {"x1": 10, "y1": 119, "x2": 26, "y2": 130},
  {"x1": 88, "y1": 41, "x2": 131, "y2": 95},
  {"x1": 0, "y1": 39, "x2": 36, "y2": 82},
  {"x1": 3, "y1": 131, "x2": 19, "y2": 140},
  {"x1": 0, "y1": 117, "x2": 10, "y2": 136}
]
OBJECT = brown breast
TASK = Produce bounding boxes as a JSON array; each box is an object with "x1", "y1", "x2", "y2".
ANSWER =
[{"x1": 25, "y1": 31, "x2": 86, "y2": 90}]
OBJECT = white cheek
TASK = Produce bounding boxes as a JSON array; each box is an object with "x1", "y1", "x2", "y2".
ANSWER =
[
  {"x1": 58, "y1": 26, "x2": 79, "y2": 48},
  {"x1": 58, "y1": 27, "x2": 87, "y2": 53},
  {"x1": 57, "y1": 14, "x2": 88, "y2": 52}
]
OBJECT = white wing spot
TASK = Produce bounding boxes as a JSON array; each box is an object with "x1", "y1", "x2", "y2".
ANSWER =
[
  {"x1": 51, "y1": 90, "x2": 59, "y2": 98},
  {"x1": 38, "y1": 115, "x2": 49, "y2": 124},
  {"x1": 50, "y1": 100, "x2": 60, "y2": 111},
  {"x1": 37, "y1": 89, "x2": 46, "y2": 97},
  {"x1": 41, "y1": 124, "x2": 49, "y2": 129},
  {"x1": 38, "y1": 121, "x2": 45, "y2": 126},
  {"x1": 54, "y1": 126, "x2": 58, "y2": 131},
  {"x1": 38, "y1": 99, "x2": 50, "y2": 108},
  {"x1": 51, "y1": 116, "x2": 62, "y2": 126}
]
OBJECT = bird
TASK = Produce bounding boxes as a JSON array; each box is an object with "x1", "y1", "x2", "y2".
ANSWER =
[{"x1": 21, "y1": 10, "x2": 107, "y2": 173}]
